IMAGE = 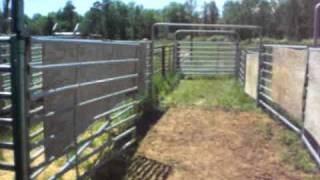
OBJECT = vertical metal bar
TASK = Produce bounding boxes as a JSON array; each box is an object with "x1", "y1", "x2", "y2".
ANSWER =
[
  {"x1": 150, "y1": 25, "x2": 156, "y2": 99},
  {"x1": 301, "y1": 48, "x2": 311, "y2": 150},
  {"x1": 11, "y1": 0, "x2": 30, "y2": 179},
  {"x1": 190, "y1": 34, "x2": 193, "y2": 62},
  {"x1": 256, "y1": 39, "x2": 264, "y2": 106},
  {"x1": 314, "y1": 3, "x2": 320, "y2": 46},
  {"x1": 168, "y1": 46, "x2": 171, "y2": 73},
  {"x1": 235, "y1": 41, "x2": 240, "y2": 79},
  {"x1": 173, "y1": 34, "x2": 178, "y2": 73},
  {"x1": 72, "y1": 44, "x2": 80, "y2": 178},
  {"x1": 161, "y1": 46, "x2": 166, "y2": 77}
]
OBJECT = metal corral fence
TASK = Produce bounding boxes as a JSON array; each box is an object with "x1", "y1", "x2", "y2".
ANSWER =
[
  {"x1": 152, "y1": 44, "x2": 174, "y2": 77},
  {"x1": 174, "y1": 30, "x2": 239, "y2": 77},
  {"x1": 238, "y1": 50, "x2": 247, "y2": 86},
  {"x1": 243, "y1": 44, "x2": 320, "y2": 165},
  {"x1": 0, "y1": 37, "x2": 151, "y2": 179}
]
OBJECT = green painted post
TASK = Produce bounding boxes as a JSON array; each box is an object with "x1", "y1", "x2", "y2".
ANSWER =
[{"x1": 11, "y1": 0, "x2": 30, "y2": 180}]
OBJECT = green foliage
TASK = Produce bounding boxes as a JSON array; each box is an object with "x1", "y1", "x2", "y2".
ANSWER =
[
  {"x1": 203, "y1": 1, "x2": 219, "y2": 24},
  {"x1": 257, "y1": 121, "x2": 274, "y2": 140},
  {"x1": 162, "y1": 2, "x2": 192, "y2": 23},
  {"x1": 223, "y1": 0, "x2": 320, "y2": 40},
  {"x1": 3, "y1": 0, "x2": 318, "y2": 41},
  {"x1": 56, "y1": 1, "x2": 80, "y2": 32},
  {"x1": 280, "y1": 130, "x2": 318, "y2": 173},
  {"x1": 152, "y1": 73, "x2": 180, "y2": 105},
  {"x1": 163, "y1": 77, "x2": 258, "y2": 111},
  {"x1": 26, "y1": 13, "x2": 55, "y2": 35},
  {"x1": 80, "y1": 0, "x2": 159, "y2": 40}
]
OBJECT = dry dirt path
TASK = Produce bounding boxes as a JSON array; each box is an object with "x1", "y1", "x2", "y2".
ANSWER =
[{"x1": 130, "y1": 107, "x2": 319, "y2": 180}]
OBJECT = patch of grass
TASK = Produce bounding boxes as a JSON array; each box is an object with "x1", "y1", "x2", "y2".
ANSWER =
[
  {"x1": 256, "y1": 121, "x2": 274, "y2": 141},
  {"x1": 163, "y1": 77, "x2": 258, "y2": 111},
  {"x1": 279, "y1": 130, "x2": 318, "y2": 173},
  {"x1": 153, "y1": 73, "x2": 180, "y2": 104}
]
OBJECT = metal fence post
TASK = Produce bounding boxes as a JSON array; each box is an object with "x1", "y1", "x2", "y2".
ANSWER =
[
  {"x1": 235, "y1": 41, "x2": 240, "y2": 79},
  {"x1": 256, "y1": 44, "x2": 264, "y2": 107},
  {"x1": 161, "y1": 46, "x2": 166, "y2": 77},
  {"x1": 11, "y1": 0, "x2": 30, "y2": 179},
  {"x1": 190, "y1": 34, "x2": 193, "y2": 62},
  {"x1": 10, "y1": 37, "x2": 30, "y2": 180}
]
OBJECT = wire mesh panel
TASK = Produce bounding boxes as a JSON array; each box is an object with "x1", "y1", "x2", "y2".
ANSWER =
[
  {"x1": 258, "y1": 45, "x2": 308, "y2": 130},
  {"x1": 304, "y1": 48, "x2": 320, "y2": 151},
  {"x1": 176, "y1": 40, "x2": 237, "y2": 76}
]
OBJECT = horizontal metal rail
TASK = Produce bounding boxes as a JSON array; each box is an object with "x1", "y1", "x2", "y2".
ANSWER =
[
  {"x1": 153, "y1": 22, "x2": 261, "y2": 30},
  {"x1": 0, "y1": 64, "x2": 11, "y2": 72},
  {"x1": 30, "y1": 58, "x2": 139, "y2": 70},
  {"x1": 0, "y1": 162, "x2": 15, "y2": 171},
  {"x1": 264, "y1": 44, "x2": 307, "y2": 49},
  {"x1": 180, "y1": 65, "x2": 236, "y2": 68},
  {"x1": 30, "y1": 90, "x2": 139, "y2": 124},
  {"x1": 302, "y1": 135, "x2": 320, "y2": 166},
  {"x1": 261, "y1": 53, "x2": 273, "y2": 57},
  {"x1": 0, "y1": 141, "x2": 14, "y2": 150},
  {"x1": 30, "y1": 102, "x2": 139, "y2": 177},
  {"x1": 49, "y1": 115, "x2": 138, "y2": 179},
  {"x1": 261, "y1": 77, "x2": 272, "y2": 84},
  {"x1": 178, "y1": 46, "x2": 236, "y2": 50},
  {"x1": 94, "y1": 100, "x2": 139, "y2": 120},
  {"x1": 79, "y1": 86, "x2": 138, "y2": 107},
  {"x1": 0, "y1": 92, "x2": 12, "y2": 99},
  {"x1": 259, "y1": 85, "x2": 272, "y2": 93},
  {"x1": 259, "y1": 100, "x2": 301, "y2": 133},
  {"x1": 259, "y1": 91, "x2": 273, "y2": 102},
  {"x1": 262, "y1": 61, "x2": 273, "y2": 67},
  {"x1": 180, "y1": 59, "x2": 235, "y2": 63},
  {"x1": 182, "y1": 72, "x2": 235, "y2": 76},
  {"x1": 30, "y1": 148, "x2": 45, "y2": 163},
  {"x1": 29, "y1": 128, "x2": 44, "y2": 139},
  {"x1": 178, "y1": 41, "x2": 235, "y2": 46},
  {"x1": 181, "y1": 68, "x2": 235, "y2": 72},
  {"x1": 178, "y1": 55, "x2": 236, "y2": 58},
  {"x1": 31, "y1": 73, "x2": 138, "y2": 101},
  {"x1": 0, "y1": 117, "x2": 13, "y2": 126}
]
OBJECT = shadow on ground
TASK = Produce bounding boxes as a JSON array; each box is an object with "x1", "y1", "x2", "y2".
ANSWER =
[{"x1": 92, "y1": 108, "x2": 172, "y2": 180}]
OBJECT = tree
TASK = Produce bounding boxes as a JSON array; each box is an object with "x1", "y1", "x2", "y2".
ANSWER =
[
  {"x1": 56, "y1": 1, "x2": 80, "y2": 32},
  {"x1": 80, "y1": 2, "x2": 104, "y2": 37},
  {"x1": 185, "y1": 0, "x2": 199, "y2": 22},
  {"x1": 1, "y1": 0, "x2": 10, "y2": 33},
  {"x1": 223, "y1": 1, "x2": 242, "y2": 24},
  {"x1": 162, "y1": 2, "x2": 190, "y2": 23},
  {"x1": 203, "y1": 1, "x2": 219, "y2": 24}
]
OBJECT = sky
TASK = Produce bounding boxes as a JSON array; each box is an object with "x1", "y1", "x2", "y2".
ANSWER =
[{"x1": 24, "y1": 0, "x2": 228, "y2": 17}]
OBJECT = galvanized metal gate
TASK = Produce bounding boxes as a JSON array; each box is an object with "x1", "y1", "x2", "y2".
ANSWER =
[{"x1": 174, "y1": 30, "x2": 239, "y2": 76}]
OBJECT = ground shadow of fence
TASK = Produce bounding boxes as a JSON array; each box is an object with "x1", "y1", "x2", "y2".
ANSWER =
[{"x1": 92, "y1": 108, "x2": 172, "y2": 180}]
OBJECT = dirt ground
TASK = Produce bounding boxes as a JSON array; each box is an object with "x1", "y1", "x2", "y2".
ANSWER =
[{"x1": 132, "y1": 107, "x2": 319, "y2": 180}]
